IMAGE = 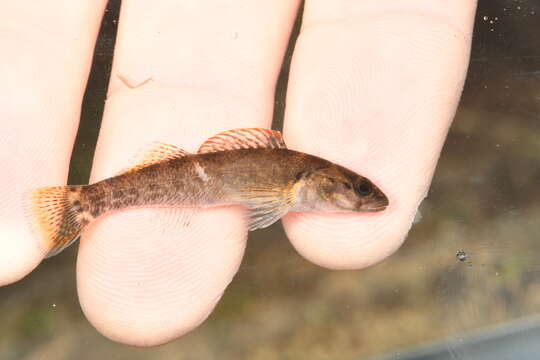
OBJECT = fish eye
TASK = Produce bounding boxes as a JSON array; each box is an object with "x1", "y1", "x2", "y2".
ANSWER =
[{"x1": 355, "y1": 183, "x2": 372, "y2": 195}]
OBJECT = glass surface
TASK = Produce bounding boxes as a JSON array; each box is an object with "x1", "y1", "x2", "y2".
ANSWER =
[{"x1": 1, "y1": 1, "x2": 539, "y2": 359}]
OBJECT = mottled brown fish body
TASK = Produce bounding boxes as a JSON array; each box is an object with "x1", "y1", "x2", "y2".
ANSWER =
[
  {"x1": 30, "y1": 128, "x2": 388, "y2": 258},
  {"x1": 82, "y1": 149, "x2": 324, "y2": 217}
]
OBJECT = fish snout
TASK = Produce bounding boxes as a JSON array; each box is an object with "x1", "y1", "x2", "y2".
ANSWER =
[{"x1": 357, "y1": 192, "x2": 389, "y2": 212}]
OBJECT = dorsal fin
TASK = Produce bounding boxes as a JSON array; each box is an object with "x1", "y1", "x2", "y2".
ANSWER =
[
  {"x1": 117, "y1": 142, "x2": 190, "y2": 175},
  {"x1": 198, "y1": 128, "x2": 287, "y2": 154}
]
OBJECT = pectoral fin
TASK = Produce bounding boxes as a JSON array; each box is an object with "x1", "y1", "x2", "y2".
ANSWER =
[{"x1": 239, "y1": 184, "x2": 295, "y2": 231}]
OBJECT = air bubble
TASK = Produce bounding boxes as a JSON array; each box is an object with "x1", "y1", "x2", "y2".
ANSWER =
[{"x1": 456, "y1": 250, "x2": 468, "y2": 262}]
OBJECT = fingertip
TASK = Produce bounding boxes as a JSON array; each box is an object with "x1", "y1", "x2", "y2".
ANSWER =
[
  {"x1": 282, "y1": 202, "x2": 417, "y2": 270},
  {"x1": 0, "y1": 227, "x2": 43, "y2": 286},
  {"x1": 77, "y1": 207, "x2": 246, "y2": 346},
  {"x1": 280, "y1": 6, "x2": 472, "y2": 271}
]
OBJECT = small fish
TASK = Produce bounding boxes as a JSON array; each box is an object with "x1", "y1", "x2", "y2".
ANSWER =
[{"x1": 29, "y1": 128, "x2": 389, "y2": 257}]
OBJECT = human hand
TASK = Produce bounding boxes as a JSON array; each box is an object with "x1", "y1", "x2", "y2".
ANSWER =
[{"x1": 0, "y1": 0, "x2": 477, "y2": 346}]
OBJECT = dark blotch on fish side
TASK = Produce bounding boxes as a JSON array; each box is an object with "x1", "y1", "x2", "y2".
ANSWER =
[
  {"x1": 127, "y1": 188, "x2": 139, "y2": 197},
  {"x1": 72, "y1": 201, "x2": 82, "y2": 212},
  {"x1": 90, "y1": 201, "x2": 107, "y2": 217},
  {"x1": 146, "y1": 192, "x2": 162, "y2": 201}
]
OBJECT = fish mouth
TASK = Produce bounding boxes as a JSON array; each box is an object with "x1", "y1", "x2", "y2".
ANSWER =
[
  {"x1": 360, "y1": 205, "x2": 388, "y2": 212},
  {"x1": 358, "y1": 196, "x2": 389, "y2": 212}
]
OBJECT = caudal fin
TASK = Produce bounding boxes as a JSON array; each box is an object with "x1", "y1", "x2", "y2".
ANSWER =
[{"x1": 29, "y1": 185, "x2": 86, "y2": 258}]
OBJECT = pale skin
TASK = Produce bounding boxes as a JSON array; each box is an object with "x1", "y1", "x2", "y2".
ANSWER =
[{"x1": 0, "y1": 0, "x2": 477, "y2": 347}]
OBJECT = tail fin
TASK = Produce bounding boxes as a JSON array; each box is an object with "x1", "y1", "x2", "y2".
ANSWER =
[{"x1": 29, "y1": 185, "x2": 86, "y2": 258}]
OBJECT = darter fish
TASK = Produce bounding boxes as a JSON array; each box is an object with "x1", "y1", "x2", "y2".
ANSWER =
[{"x1": 29, "y1": 128, "x2": 389, "y2": 257}]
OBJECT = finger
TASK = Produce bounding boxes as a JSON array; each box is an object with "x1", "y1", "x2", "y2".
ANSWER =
[
  {"x1": 0, "y1": 1, "x2": 107, "y2": 285},
  {"x1": 77, "y1": 0, "x2": 300, "y2": 345},
  {"x1": 282, "y1": 1, "x2": 477, "y2": 269}
]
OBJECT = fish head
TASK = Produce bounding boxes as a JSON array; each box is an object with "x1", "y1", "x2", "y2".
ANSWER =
[{"x1": 294, "y1": 165, "x2": 389, "y2": 213}]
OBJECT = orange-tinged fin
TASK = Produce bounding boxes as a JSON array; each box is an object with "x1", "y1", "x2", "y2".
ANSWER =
[
  {"x1": 198, "y1": 128, "x2": 287, "y2": 154},
  {"x1": 29, "y1": 186, "x2": 86, "y2": 258},
  {"x1": 118, "y1": 142, "x2": 190, "y2": 175},
  {"x1": 238, "y1": 183, "x2": 296, "y2": 231}
]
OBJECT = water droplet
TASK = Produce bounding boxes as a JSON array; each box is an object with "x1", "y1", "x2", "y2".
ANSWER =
[
  {"x1": 517, "y1": 6, "x2": 521, "y2": 10},
  {"x1": 456, "y1": 250, "x2": 468, "y2": 262},
  {"x1": 483, "y1": 16, "x2": 489, "y2": 21},
  {"x1": 532, "y1": 10, "x2": 536, "y2": 15},
  {"x1": 52, "y1": 303, "x2": 57, "y2": 309}
]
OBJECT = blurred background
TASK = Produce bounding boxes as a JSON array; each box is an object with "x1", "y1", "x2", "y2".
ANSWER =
[{"x1": 1, "y1": 0, "x2": 539, "y2": 359}]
